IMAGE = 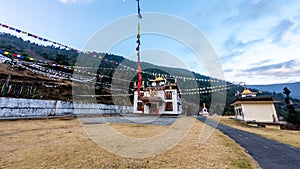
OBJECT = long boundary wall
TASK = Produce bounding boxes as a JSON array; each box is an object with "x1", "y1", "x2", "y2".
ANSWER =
[{"x1": 0, "y1": 97, "x2": 132, "y2": 117}]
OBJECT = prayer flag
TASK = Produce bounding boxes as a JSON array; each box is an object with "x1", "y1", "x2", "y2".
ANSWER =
[
  {"x1": 137, "y1": 0, "x2": 142, "y2": 19},
  {"x1": 1, "y1": 83, "x2": 5, "y2": 93}
]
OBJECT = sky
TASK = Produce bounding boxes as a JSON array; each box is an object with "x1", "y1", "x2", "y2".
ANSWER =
[{"x1": 0, "y1": 0, "x2": 300, "y2": 85}]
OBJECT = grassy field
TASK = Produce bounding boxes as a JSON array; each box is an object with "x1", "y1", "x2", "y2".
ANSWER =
[
  {"x1": 0, "y1": 118, "x2": 260, "y2": 169},
  {"x1": 214, "y1": 116, "x2": 300, "y2": 148}
]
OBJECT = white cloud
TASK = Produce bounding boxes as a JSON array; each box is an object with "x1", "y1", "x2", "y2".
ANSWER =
[
  {"x1": 222, "y1": 30, "x2": 300, "y2": 84},
  {"x1": 206, "y1": 0, "x2": 300, "y2": 85}
]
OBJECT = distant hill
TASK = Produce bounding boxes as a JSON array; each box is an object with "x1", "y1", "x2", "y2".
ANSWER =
[
  {"x1": 249, "y1": 82, "x2": 300, "y2": 99},
  {"x1": 0, "y1": 33, "x2": 215, "y2": 110}
]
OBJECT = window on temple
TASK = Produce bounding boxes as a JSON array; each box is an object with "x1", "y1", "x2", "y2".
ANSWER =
[
  {"x1": 165, "y1": 102, "x2": 173, "y2": 111},
  {"x1": 138, "y1": 92, "x2": 144, "y2": 100},
  {"x1": 235, "y1": 108, "x2": 243, "y2": 116},
  {"x1": 137, "y1": 102, "x2": 143, "y2": 111},
  {"x1": 165, "y1": 91, "x2": 172, "y2": 99}
]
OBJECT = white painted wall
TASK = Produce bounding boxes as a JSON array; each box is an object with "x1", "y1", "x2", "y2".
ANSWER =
[
  {"x1": 242, "y1": 103, "x2": 278, "y2": 122},
  {"x1": 133, "y1": 91, "x2": 140, "y2": 114},
  {"x1": 0, "y1": 97, "x2": 132, "y2": 117}
]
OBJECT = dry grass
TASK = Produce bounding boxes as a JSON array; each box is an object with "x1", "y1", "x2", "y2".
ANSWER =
[
  {"x1": 109, "y1": 123, "x2": 169, "y2": 138},
  {"x1": 214, "y1": 116, "x2": 300, "y2": 148},
  {"x1": 0, "y1": 118, "x2": 260, "y2": 169}
]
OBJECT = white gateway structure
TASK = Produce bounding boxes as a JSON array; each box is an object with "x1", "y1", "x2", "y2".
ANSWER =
[{"x1": 133, "y1": 77, "x2": 182, "y2": 115}]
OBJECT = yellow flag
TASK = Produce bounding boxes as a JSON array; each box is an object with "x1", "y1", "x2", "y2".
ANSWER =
[{"x1": 1, "y1": 83, "x2": 5, "y2": 93}]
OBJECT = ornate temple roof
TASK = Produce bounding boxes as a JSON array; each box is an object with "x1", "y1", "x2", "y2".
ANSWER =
[
  {"x1": 241, "y1": 84, "x2": 256, "y2": 96},
  {"x1": 231, "y1": 83, "x2": 280, "y2": 106},
  {"x1": 149, "y1": 76, "x2": 166, "y2": 82}
]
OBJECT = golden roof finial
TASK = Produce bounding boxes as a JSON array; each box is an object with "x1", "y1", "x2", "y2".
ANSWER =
[{"x1": 242, "y1": 83, "x2": 253, "y2": 95}]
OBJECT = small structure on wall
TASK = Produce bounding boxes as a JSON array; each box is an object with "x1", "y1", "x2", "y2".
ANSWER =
[
  {"x1": 231, "y1": 85, "x2": 280, "y2": 123},
  {"x1": 133, "y1": 76, "x2": 182, "y2": 115}
]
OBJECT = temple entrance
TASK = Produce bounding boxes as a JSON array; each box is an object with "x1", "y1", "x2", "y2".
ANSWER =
[{"x1": 149, "y1": 103, "x2": 159, "y2": 114}]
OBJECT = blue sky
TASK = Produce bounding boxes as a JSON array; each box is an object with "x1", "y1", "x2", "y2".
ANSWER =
[{"x1": 0, "y1": 0, "x2": 300, "y2": 85}]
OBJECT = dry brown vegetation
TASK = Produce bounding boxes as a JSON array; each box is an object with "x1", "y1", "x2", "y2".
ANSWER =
[
  {"x1": 0, "y1": 118, "x2": 260, "y2": 169},
  {"x1": 215, "y1": 116, "x2": 300, "y2": 148},
  {"x1": 0, "y1": 63, "x2": 50, "y2": 82},
  {"x1": 0, "y1": 63, "x2": 73, "y2": 101}
]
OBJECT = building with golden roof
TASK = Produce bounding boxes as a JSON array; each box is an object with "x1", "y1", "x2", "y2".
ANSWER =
[{"x1": 231, "y1": 84, "x2": 280, "y2": 123}]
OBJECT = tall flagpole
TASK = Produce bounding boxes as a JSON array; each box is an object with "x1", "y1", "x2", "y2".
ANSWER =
[{"x1": 136, "y1": 0, "x2": 142, "y2": 98}]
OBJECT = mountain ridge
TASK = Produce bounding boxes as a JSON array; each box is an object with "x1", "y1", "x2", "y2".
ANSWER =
[{"x1": 249, "y1": 82, "x2": 300, "y2": 99}]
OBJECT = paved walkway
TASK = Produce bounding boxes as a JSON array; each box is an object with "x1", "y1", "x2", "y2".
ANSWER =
[
  {"x1": 197, "y1": 116, "x2": 300, "y2": 169},
  {"x1": 79, "y1": 115, "x2": 179, "y2": 126}
]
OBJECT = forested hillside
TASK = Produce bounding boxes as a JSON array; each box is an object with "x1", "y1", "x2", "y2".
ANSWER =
[{"x1": 0, "y1": 33, "x2": 296, "y2": 118}]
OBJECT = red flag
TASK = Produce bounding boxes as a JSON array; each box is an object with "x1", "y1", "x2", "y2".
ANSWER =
[{"x1": 137, "y1": 53, "x2": 142, "y2": 97}]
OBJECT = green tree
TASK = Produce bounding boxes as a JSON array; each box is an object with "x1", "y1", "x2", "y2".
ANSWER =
[{"x1": 283, "y1": 87, "x2": 300, "y2": 124}]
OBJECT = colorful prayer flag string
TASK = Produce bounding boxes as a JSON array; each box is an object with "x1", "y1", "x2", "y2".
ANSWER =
[
  {"x1": 0, "y1": 22, "x2": 81, "y2": 53},
  {"x1": 0, "y1": 83, "x2": 36, "y2": 96}
]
